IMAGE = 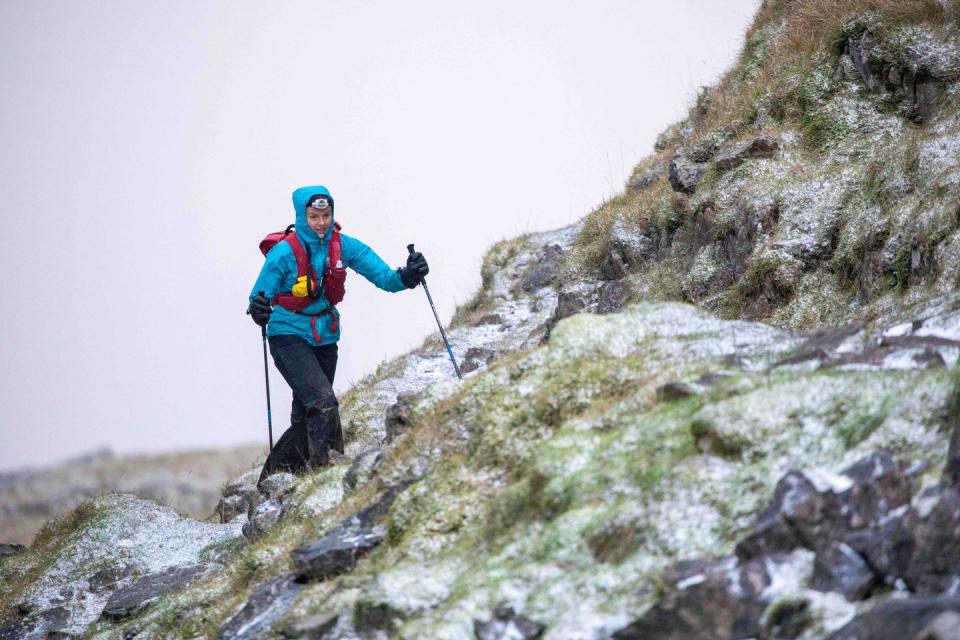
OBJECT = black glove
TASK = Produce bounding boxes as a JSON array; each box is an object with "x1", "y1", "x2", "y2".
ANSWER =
[
  {"x1": 248, "y1": 294, "x2": 273, "y2": 326},
  {"x1": 398, "y1": 251, "x2": 429, "y2": 288}
]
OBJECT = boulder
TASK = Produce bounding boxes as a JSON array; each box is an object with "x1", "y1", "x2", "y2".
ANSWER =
[
  {"x1": 474, "y1": 604, "x2": 545, "y2": 640},
  {"x1": 827, "y1": 597, "x2": 960, "y2": 640},
  {"x1": 713, "y1": 136, "x2": 779, "y2": 171},
  {"x1": 0, "y1": 543, "x2": 25, "y2": 558},
  {"x1": 520, "y1": 245, "x2": 563, "y2": 292},
  {"x1": 101, "y1": 564, "x2": 212, "y2": 620},
  {"x1": 668, "y1": 157, "x2": 707, "y2": 195},
  {"x1": 217, "y1": 573, "x2": 303, "y2": 640},
  {"x1": 344, "y1": 448, "x2": 383, "y2": 493}
]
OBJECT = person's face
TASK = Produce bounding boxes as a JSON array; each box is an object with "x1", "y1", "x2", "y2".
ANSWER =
[{"x1": 306, "y1": 200, "x2": 332, "y2": 235}]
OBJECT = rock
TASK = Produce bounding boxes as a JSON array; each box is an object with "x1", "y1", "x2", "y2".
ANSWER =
[
  {"x1": 828, "y1": 596, "x2": 960, "y2": 640},
  {"x1": 628, "y1": 166, "x2": 663, "y2": 192},
  {"x1": 596, "y1": 281, "x2": 629, "y2": 314},
  {"x1": 86, "y1": 564, "x2": 136, "y2": 594},
  {"x1": 848, "y1": 31, "x2": 883, "y2": 92},
  {"x1": 657, "y1": 382, "x2": 700, "y2": 401},
  {"x1": 344, "y1": 448, "x2": 383, "y2": 493},
  {"x1": 612, "y1": 555, "x2": 777, "y2": 640},
  {"x1": 668, "y1": 157, "x2": 706, "y2": 195},
  {"x1": 474, "y1": 313, "x2": 504, "y2": 326},
  {"x1": 945, "y1": 414, "x2": 960, "y2": 489},
  {"x1": 601, "y1": 251, "x2": 628, "y2": 280},
  {"x1": 242, "y1": 500, "x2": 283, "y2": 540},
  {"x1": 761, "y1": 597, "x2": 813, "y2": 640},
  {"x1": 902, "y1": 486, "x2": 960, "y2": 594},
  {"x1": 281, "y1": 611, "x2": 339, "y2": 638},
  {"x1": 609, "y1": 218, "x2": 659, "y2": 266},
  {"x1": 0, "y1": 606, "x2": 69, "y2": 640},
  {"x1": 215, "y1": 495, "x2": 248, "y2": 523},
  {"x1": 810, "y1": 541, "x2": 878, "y2": 601},
  {"x1": 259, "y1": 472, "x2": 297, "y2": 500},
  {"x1": 474, "y1": 604, "x2": 545, "y2": 640},
  {"x1": 291, "y1": 481, "x2": 414, "y2": 581},
  {"x1": 713, "y1": 136, "x2": 779, "y2": 171},
  {"x1": 291, "y1": 525, "x2": 385, "y2": 581},
  {"x1": 385, "y1": 392, "x2": 417, "y2": 443},
  {"x1": 0, "y1": 543, "x2": 25, "y2": 558},
  {"x1": 736, "y1": 471, "x2": 824, "y2": 560},
  {"x1": 354, "y1": 599, "x2": 405, "y2": 633},
  {"x1": 461, "y1": 347, "x2": 496, "y2": 374},
  {"x1": 821, "y1": 452, "x2": 911, "y2": 540},
  {"x1": 223, "y1": 469, "x2": 260, "y2": 497},
  {"x1": 101, "y1": 564, "x2": 211, "y2": 620},
  {"x1": 556, "y1": 290, "x2": 590, "y2": 320},
  {"x1": 917, "y1": 611, "x2": 960, "y2": 640},
  {"x1": 845, "y1": 513, "x2": 913, "y2": 587},
  {"x1": 217, "y1": 573, "x2": 303, "y2": 640},
  {"x1": 520, "y1": 245, "x2": 563, "y2": 292},
  {"x1": 737, "y1": 453, "x2": 911, "y2": 561}
]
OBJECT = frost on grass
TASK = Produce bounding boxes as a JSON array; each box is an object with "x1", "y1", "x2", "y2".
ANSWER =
[{"x1": 20, "y1": 494, "x2": 242, "y2": 635}]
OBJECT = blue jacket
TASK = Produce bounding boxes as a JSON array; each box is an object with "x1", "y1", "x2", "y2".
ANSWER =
[{"x1": 250, "y1": 185, "x2": 408, "y2": 345}]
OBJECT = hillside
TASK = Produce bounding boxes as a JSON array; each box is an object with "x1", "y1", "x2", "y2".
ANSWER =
[{"x1": 4, "y1": 1, "x2": 960, "y2": 638}]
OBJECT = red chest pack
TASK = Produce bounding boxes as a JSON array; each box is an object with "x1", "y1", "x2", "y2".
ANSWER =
[{"x1": 258, "y1": 223, "x2": 348, "y2": 340}]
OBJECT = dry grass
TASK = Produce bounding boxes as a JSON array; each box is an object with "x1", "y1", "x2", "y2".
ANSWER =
[{"x1": 784, "y1": 0, "x2": 946, "y2": 51}]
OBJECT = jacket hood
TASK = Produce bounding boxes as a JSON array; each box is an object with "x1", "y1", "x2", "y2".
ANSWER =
[{"x1": 292, "y1": 185, "x2": 335, "y2": 249}]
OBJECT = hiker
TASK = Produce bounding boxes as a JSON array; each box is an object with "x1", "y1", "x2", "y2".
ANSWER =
[{"x1": 248, "y1": 185, "x2": 428, "y2": 483}]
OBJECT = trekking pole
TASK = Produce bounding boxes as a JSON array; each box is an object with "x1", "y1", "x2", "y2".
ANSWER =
[
  {"x1": 257, "y1": 292, "x2": 274, "y2": 452},
  {"x1": 408, "y1": 244, "x2": 463, "y2": 380}
]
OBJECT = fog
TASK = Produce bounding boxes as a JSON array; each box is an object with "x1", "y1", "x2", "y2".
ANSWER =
[{"x1": 0, "y1": 0, "x2": 760, "y2": 470}]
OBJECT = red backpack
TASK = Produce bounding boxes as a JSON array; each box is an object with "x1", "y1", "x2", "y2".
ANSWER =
[{"x1": 259, "y1": 223, "x2": 347, "y2": 339}]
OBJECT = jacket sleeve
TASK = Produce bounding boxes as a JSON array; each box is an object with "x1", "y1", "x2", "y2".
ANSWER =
[
  {"x1": 341, "y1": 234, "x2": 408, "y2": 293},
  {"x1": 249, "y1": 243, "x2": 294, "y2": 303}
]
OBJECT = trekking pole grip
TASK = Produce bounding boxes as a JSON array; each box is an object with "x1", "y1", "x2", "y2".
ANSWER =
[{"x1": 407, "y1": 243, "x2": 415, "y2": 255}]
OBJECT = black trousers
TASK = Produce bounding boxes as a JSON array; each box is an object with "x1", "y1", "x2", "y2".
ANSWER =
[{"x1": 258, "y1": 335, "x2": 343, "y2": 485}]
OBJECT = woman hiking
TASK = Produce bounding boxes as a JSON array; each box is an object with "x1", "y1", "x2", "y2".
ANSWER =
[{"x1": 247, "y1": 185, "x2": 428, "y2": 484}]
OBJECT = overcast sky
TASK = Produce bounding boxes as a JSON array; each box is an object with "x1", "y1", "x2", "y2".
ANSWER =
[{"x1": 0, "y1": 0, "x2": 760, "y2": 471}]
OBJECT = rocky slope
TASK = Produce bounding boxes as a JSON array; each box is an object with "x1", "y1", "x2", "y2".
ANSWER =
[
  {"x1": 4, "y1": 1, "x2": 960, "y2": 638},
  {"x1": 0, "y1": 445, "x2": 264, "y2": 546}
]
